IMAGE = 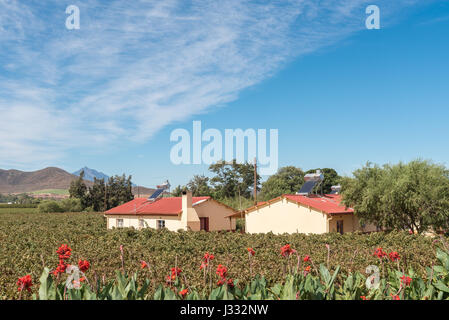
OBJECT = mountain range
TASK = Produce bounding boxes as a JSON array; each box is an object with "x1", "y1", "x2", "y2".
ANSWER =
[
  {"x1": 0, "y1": 167, "x2": 154, "y2": 196},
  {"x1": 72, "y1": 167, "x2": 136, "y2": 186},
  {"x1": 72, "y1": 167, "x2": 109, "y2": 182}
]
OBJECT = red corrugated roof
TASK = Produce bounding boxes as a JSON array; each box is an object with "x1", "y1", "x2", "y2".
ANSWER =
[
  {"x1": 283, "y1": 194, "x2": 353, "y2": 214},
  {"x1": 105, "y1": 197, "x2": 211, "y2": 215}
]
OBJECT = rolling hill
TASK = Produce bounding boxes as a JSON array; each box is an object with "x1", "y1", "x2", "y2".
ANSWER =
[
  {"x1": 0, "y1": 167, "x2": 157, "y2": 197},
  {"x1": 0, "y1": 167, "x2": 92, "y2": 194}
]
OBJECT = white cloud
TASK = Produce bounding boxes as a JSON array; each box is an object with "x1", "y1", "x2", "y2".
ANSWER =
[{"x1": 0, "y1": 0, "x2": 428, "y2": 167}]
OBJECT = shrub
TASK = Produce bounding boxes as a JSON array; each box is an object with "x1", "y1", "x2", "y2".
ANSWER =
[{"x1": 37, "y1": 201, "x2": 63, "y2": 213}]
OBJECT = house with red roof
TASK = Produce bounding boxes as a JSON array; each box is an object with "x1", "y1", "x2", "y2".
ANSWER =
[
  {"x1": 104, "y1": 191, "x2": 237, "y2": 232},
  {"x1": 227, "y1": 193, "x2": 376, "y2": 234}
]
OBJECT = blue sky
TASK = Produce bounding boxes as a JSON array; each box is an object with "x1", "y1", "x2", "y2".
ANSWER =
[{"x1": 1, "y1": 0, "x2": 449, "y2": 188}]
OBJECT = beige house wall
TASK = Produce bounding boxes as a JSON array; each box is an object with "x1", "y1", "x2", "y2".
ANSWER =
[
  {"x1": 245, "y1": 198, "x2": 377, "y2": 235},
  {"x1": 106, "y1": 198, "x2": 236, "y2": 232},
  {"x1": 193, "y1": 200, "x2": 236, "y2": 231},
  {"x1": 106, "y1": 215, "x2": 185, "y2": 231},
  {"x1": 245, "y1": 198, "x2": 328, "y2": 234},
  {"x1": 327, "y1": 214, "x2": 377, "y2": 233}
]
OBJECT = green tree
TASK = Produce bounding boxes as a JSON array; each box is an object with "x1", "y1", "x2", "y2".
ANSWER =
[
  {"x1": 341, "y1": 160, "x2": 449, "y2": 234},
  {"x1": 186, "y1": 175, "x2": 213, "y2": 196},
  {"x1": 260, "y1": 166, "x2": 305, "y2": 200},
  {"x1": 171, "y1": 185, "x2": 187, "y2": 197},
  {"x1": 209, "y1": 160, "x2": 260, "y2": 199},
  {"x1": 87, "y1": 177, "x2": 107, "y2": 211},
  {"x1": 305, "y1": 168, "x2": 341, "y2": 194},
  {"x1": 69, "y1": 170, "x2": 88, "y2": 208},
  {"x1": 105, "y1": 174, "x2": 134, "y2": 210}
]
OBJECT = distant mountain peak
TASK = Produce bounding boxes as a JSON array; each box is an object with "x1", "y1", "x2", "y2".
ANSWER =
[{"x1": 72, "y1": 167, "x2": 109, "y2": 182}]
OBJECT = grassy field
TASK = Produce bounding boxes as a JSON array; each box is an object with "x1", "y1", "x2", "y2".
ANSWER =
[
  {"x1": 30, "y1": 189, "x2": 69, "y2": 195},
  {"x1": 0, "y1": 210, "x2": 442, "y2": 300}
]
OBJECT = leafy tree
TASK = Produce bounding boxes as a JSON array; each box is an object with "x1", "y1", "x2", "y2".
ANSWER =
[
  {"x1": 171, "y1": 185, "x2": 187, "y2": 197},
  {"x1": 305, "y1": 168, "x2": 341, "y2": 194},
  {"x1": 87, "y1": 177, "x2": 107, "y2": 212},
  {"x1": 260, "y1": 166, "x2": 305, "y2": 200},
  {"x1": 209, "y1": 160, "x2": 260, "y2": 199},
  {"x1": 105, "y1": 174, "x2": 134, "y2": 210},
  {"x1": 186, "y1": 175, "x2": 213, "y2": 196},
  {"x1": 341, "y1": 160, "x2": 449, "y2": 234},
  {"x1": 69, "y1": 170, "x2": 88, "y2": 207}
]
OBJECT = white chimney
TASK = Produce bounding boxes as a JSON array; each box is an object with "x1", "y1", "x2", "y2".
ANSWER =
[{"x1": 182, "y1": 190, "x2": 192, "y2": 212}]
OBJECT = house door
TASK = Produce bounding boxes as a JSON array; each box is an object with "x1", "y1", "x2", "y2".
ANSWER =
[
  {"x1": 200, "y1": 217, "x2": 209, "y2": 231},
  {"x1": 336, "y1": 220, "x2": 344, "y2": 235}
]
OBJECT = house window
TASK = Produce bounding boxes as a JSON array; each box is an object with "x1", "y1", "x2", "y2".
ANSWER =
[
  {"x1": 117, "y1": 219, "x2": 124, "y2": 228},
  {"x1": 336, "y1": 220, "x2": 344, "y2": 235},
  {"x1": 157, "y1": 220, "x2": 165, "y2": 229},
  {"x1": 139, "y1": 219, "x2": 145, "y2": 228},
  {"x1": 200, "y1": 217, "x2": 209, "y2": 232}
]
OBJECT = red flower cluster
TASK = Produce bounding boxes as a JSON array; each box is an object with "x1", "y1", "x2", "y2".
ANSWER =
[
  {"x1": 53, "y1": 244, "x2": 73, "y2": 276},
  {"x1": 389, "y1": 251, "x2": 400, "y2": 262},
  {"x1": 280, "y1": 244, "x2": 295, "y2": 257},
  {"x1": 200, "y1": 252, "x2": 215, "y2": 270},
  {"x1": 304, "y1": 266, "x2": 311, "y2": 274},
  {"x1": 303, "y1": 255, "x2": 310, "y2": 262},
  {"x1": 360, "y1": 295, "x2": 368, "y2": 300},
  {"x1": 401, "y1": 275, "x2": 412, "y2": 287},
  {"x1": 17, "y1": 275, "x2": 33, "y2": 292},
  {"x1": 78, "y1": 259, "x2": 90, "y2": 272},
  {"x1": 141, "y1": 261, "x2": 148, "y2": 269},
  {"x1": 179, "y1": 288, "x2": 188, "y2": 298},
  {"x1": 373, "y1": 247, "x2": 387, "y2": 259},
  {"x1": 247, "y1": 247, "x2": 255, "y2": 256},
  {"x1": 391, "y1": 294, "x2": 400, "y2": 300},
  {"x1": 216, "y1": 264, "x2": 227, "y2": 278},
  {"x1": 167, "y1": 267, "x2": 182, "y2": 281},
  {"x1": 216, "y1": 264, "x2": 234, "y2": 288},
  {"x1": 57, "y1": 244, "x2": 72, "y2": 260}
]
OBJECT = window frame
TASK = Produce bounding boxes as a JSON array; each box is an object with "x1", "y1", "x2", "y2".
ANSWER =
[
  {"x1": 157, "y1": 220, "x2": 165, "y2": 229},
  {"x1": 117, "y1": 218, "x2": 124, "y2": 228},
  {"x1": 336, "y1": 220, "x2": 344, "y2": 235}
]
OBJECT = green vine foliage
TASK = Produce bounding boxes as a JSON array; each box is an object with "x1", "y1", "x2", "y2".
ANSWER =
[{"x1": 1, "y1": 210, "x2": 448, "y2": 300}]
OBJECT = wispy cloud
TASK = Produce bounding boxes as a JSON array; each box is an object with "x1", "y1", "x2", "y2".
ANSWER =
[{"x1": 0, "y1": 0, "x2": 428, "y2": 167}]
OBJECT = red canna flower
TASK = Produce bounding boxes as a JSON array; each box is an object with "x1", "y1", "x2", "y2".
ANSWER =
[
  {"x1": 389, "y1": 251, "x2": 400, "y2": 262},
  {"x1": 227, "y1": 278, "x2": 235, "y2": 288},
  {"x1": 79, "y1": 277, "x2": 86, "y2": 282},
  {"x1": 217, "y1": 279, "x2": 226, "y2": 286},
  {"x1": 78, "y1": 259, "x2": 90, "y2": 272},
  {"x1": 303, "y1": 255, "x2": 310, "y2": 262},
  {"x1": 179, "y1": 288, "x2": 188, "y2": 298},
  {"x1": 361, "y1": 296, "x2": 367, "y2": 300},
  {"x1": 401, "y1": 275, "x2": 412, "y2": 287},
  {"x1": 52, "y1": 260, "x2": 68, "y2": 275},
  {"x1": 141, "y1": 261, "x2": 148, "y2": 269},
  {"x1": 216, "y1": 264, "x2": 228, "y2": 278},
  {"x1": 280, "y1": 244, "x2": 294, "y2": 257},
  {"x1": 200, "y1": 252, "x2": 215, "y2": 270},
  {"x1": 247, "y1": 247, "x2": 255, "y2": 256},
  {"x1": 170, "y1": 267, "x2": 182, "y2": 279},
  {"x1": 373, "y1": 247, "x2": 387, "y2": 259},
  {"x1": 56, "y1": 244, "x2": 72, "y2": 260},
  {"x1": 17, "y1": 275, "x2": 33, "y2": 292},
  {"x1": 203, "y1": 252, "x2": 215, "y2": 262},
  {"x1": 304, "y1": 266, "x2": 311, "y2": 273}
]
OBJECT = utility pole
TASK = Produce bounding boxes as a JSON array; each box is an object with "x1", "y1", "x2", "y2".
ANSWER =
[{"x1": 253, "y1": 157, "x2": 257, "y2": 205}]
